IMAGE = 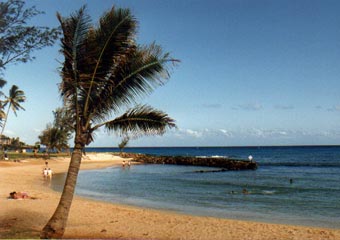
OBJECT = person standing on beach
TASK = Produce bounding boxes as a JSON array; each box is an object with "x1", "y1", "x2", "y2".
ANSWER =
[
  {"x1": 43, "y1": 168, "x2": 48, "y2": 178},
  {"x1": 47, "y1": 168, "x2": 53, "y2": 178}
]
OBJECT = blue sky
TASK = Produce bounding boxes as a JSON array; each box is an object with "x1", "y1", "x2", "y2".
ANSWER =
[{"x1": 3, "y1": 0, "x2": 340, "y2": 147}]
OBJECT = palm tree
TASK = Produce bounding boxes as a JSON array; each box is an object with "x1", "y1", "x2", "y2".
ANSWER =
[
  {"x1": 38, "y1": 124, "x2": 70, "y2": 153},
  {"x1": 0, "y1": 85, "x2": 25, "y2": 139},
  {"x1": 41, "y1": 6, "x2": 178, "y2": 238},
  {"x1": 38, "y1": 107, "x2": 73, "y2": 153},
  {"x1": 118, "y1": 135, "x2": 129, "y2": 154},
  {"x1": 0, "y1": 78, "x2": 8, "y2": 128}
]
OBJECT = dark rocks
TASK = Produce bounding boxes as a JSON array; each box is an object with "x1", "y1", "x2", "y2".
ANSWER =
[{"x1": 121, "y1": 153, "x2": 258, "y2": 170}]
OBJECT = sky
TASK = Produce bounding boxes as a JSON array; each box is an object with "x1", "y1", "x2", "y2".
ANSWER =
[{"x1": 3, "y1": 0, "x2": 340, "y2": 147}]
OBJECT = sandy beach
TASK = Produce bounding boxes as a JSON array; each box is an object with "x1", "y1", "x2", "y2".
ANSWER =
[{"x1": 0, "y1": 154, "x2": 339, "y2": 239}]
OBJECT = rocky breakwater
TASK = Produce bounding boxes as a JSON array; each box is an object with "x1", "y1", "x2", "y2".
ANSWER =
[{"x1": 121, "y1": 153, "x2": 258, "y2": 170}]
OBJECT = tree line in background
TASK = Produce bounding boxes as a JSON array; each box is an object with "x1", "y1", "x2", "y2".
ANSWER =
[{"x1": 0, "y1": 135, "x2": 25, "y2": 150}]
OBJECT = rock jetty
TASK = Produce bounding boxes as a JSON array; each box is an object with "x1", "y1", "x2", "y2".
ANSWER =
[{"x1": 121, "y1": 153, "x2": 258, "y2": 170}]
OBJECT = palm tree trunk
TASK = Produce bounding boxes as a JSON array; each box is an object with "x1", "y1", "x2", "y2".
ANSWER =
[
  {"x1": 40, "y1": 143, "x2": 84, "y2": 239},
  {"x1": 0, "y1": 104, "x2": 11, "y2": 158},
  {"x1": 0, "y1": 103, "x2": 10, "y2": 137}
]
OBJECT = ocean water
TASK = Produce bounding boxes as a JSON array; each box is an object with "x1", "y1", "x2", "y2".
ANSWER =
[{"x1": 51, "y1": 146, "x2": 340, "y2": 229}]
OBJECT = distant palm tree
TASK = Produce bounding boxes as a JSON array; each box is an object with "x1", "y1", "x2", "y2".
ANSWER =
[
  {"x1": 41, "y1": 6, "x2": 178, "y2": 238},
  {"x1": 0, "y1": 85, "x2": 25, "y2": 138},
  {"x1": 38, "y1": 124, "x2": 70, "y2": 153},
  {"x1": 118, "y1": 135, "x2": 129, "y2": 154}
]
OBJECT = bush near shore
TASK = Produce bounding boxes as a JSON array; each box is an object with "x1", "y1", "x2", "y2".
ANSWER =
[{"x1": 1, "y1": 151, "x2": 70, "y2": 161}]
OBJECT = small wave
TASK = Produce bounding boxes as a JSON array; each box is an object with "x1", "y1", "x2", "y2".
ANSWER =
[
  {"x1": 196, "y1": 155, "x2": 228, "y2": 158},
  {"x1": 261, "y1": 162, "x2": 340, "y2": 168},
  {"x1": 262, "y1": 190, "x2": 276, "y2": 195},
  {"x1": 211, "y1": 155, "x2": 227, "y2": 158}
]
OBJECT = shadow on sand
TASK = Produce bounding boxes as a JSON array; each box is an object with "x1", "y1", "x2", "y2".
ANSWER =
[{"x1": 0, "y1": 208, "x2": 44, "y2": 238}]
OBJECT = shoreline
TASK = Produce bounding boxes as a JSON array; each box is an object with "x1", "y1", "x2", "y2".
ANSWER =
[{"x1": 1, "y1": 154, "x2": 339, "y2": 239}]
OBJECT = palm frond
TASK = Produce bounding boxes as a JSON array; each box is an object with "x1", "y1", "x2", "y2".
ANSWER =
[
  {"x1": 83, "y1": 7, "x2": 137, "y2": 119},
  {"x1": 4, "y1": 85, "x2": 25, "y2": 116},
  {"x1": 102, "y1": 105, "x2": 176, "y2": 137},
  {"x1": 0, "y1": 103, "x2": 6, "y2": 120},
  {"x1": 57, "y1": 6, "x2": 92, "y2": 103},
  {"x1": 57, "y1": 5, "x2": 178, "y2": 146},
  {"x1": 117, "y1": 43, "x2": 178, "y2": 99},
  {"x1": 89, "y1": 43, "x2": 178, "y2": 123},
  {"x1": 0, "y1": 78, "x2": 7, "y2": 88}
]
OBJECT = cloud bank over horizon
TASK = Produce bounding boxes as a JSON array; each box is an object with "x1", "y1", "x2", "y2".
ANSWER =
[{"x1": 88, "y1": 127, "x2": 340, "y2": 147}]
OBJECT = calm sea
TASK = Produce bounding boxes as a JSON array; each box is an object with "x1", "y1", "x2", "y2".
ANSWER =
[{"x1": 51, "y1": 146, "x2": 340, "y2": 229}]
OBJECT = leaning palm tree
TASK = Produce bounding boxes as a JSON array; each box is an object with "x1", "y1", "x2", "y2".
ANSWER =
[
  {"x1": 0, "y1": 102, "x2": 6, "y2": 145},
  {"x1": 41, "y1": 6, "x2": 178, "y2": 238},
  {"x1": 0, "y1": 85, "x2": 25, "y2": 138},
  {"x1": 0, "y1": 78, "x2": 8, "y2": 130}
]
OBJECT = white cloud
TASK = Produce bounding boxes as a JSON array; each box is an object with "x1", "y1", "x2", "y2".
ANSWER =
[
  {"x1": 233, "y1": 102, "x2": 263, "y2": 111},
  {"x1": 173, "y1": 128, "x2": 304, "y2": 140},
  {"x1": 185, "y1": 129, "x2": 203, "y2": 138},
  {"x1": 274, "y1": 104, "x2": 294, "y2": 110},
  {"x1": 327, "y1": 105, "x2": 340, "y2": 111},
  {"x1": 242, "y1": 128, "x2": 298, "y2": 138},
  {"x1": 172, "y1": 128, "x2": 234, "y2": 139},
  {"x1": 90, "y1": 126, "x2": 340, "y2": 147},
  {"x1": 219, "y1": 129, "x2": 233, "y2": 137}
]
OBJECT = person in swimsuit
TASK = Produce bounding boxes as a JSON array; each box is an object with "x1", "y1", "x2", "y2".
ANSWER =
[{"x1": 9, "y1": 191, "x2": 31, "y2": 199}]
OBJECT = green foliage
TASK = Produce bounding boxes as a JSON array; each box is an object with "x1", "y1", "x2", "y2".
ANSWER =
[
  {"x1": 0, "y1": 134, "x2": 28, "y2": 151},
  {"x1": 0, "y1": 84, "x2": 25, "y2": 140},
  {"x1": 8, "y1": 137, "x2": 24, "y2": 149},
  {"x1": 41, "y1": 5, "x2": 179, "y2": 238},
  {"x1": 38, "y1": 124, "x2": 69, "y2": 152},
  {"x1": 57, "y1": 5, "x2": 178, "y2": 146},
  {"x1": 118, "y1": 135, "x2": 129, "y2": 152},
  {"x1": 3, "y1": 84, "x2": 25, "y2": 115},
  {"x1": 5, "y1": 151, "x2": 69, "y2": 161},
  {"x1": 38, "y1": 108, "x2": 72, "y2": 152},
  {"x1": 0, "y1": 0, "x2": 60, "y2": 71},
  {"x1": 106, "y1": 105, "x2": 176, "y2": 137},
  {"x1": 0, "y1": 0, "x2": 59, "y2": 147},
  {"x1": 53, "y1": 107, "x2": 74, "y2": 135}
]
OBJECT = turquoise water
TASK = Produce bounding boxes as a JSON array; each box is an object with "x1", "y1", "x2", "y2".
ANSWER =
[{"x1": 51, "y1": 146, "x2": 340, "y2": 229}]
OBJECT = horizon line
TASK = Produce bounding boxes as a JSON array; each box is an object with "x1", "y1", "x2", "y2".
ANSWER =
[{"x1": 85, "y1": 144, "x2": 340, "y2": 148}]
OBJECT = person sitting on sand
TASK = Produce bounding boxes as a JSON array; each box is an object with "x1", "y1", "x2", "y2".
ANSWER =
[{"x1": 8, "y1": 191, "x2": 35, "y2": 199}]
